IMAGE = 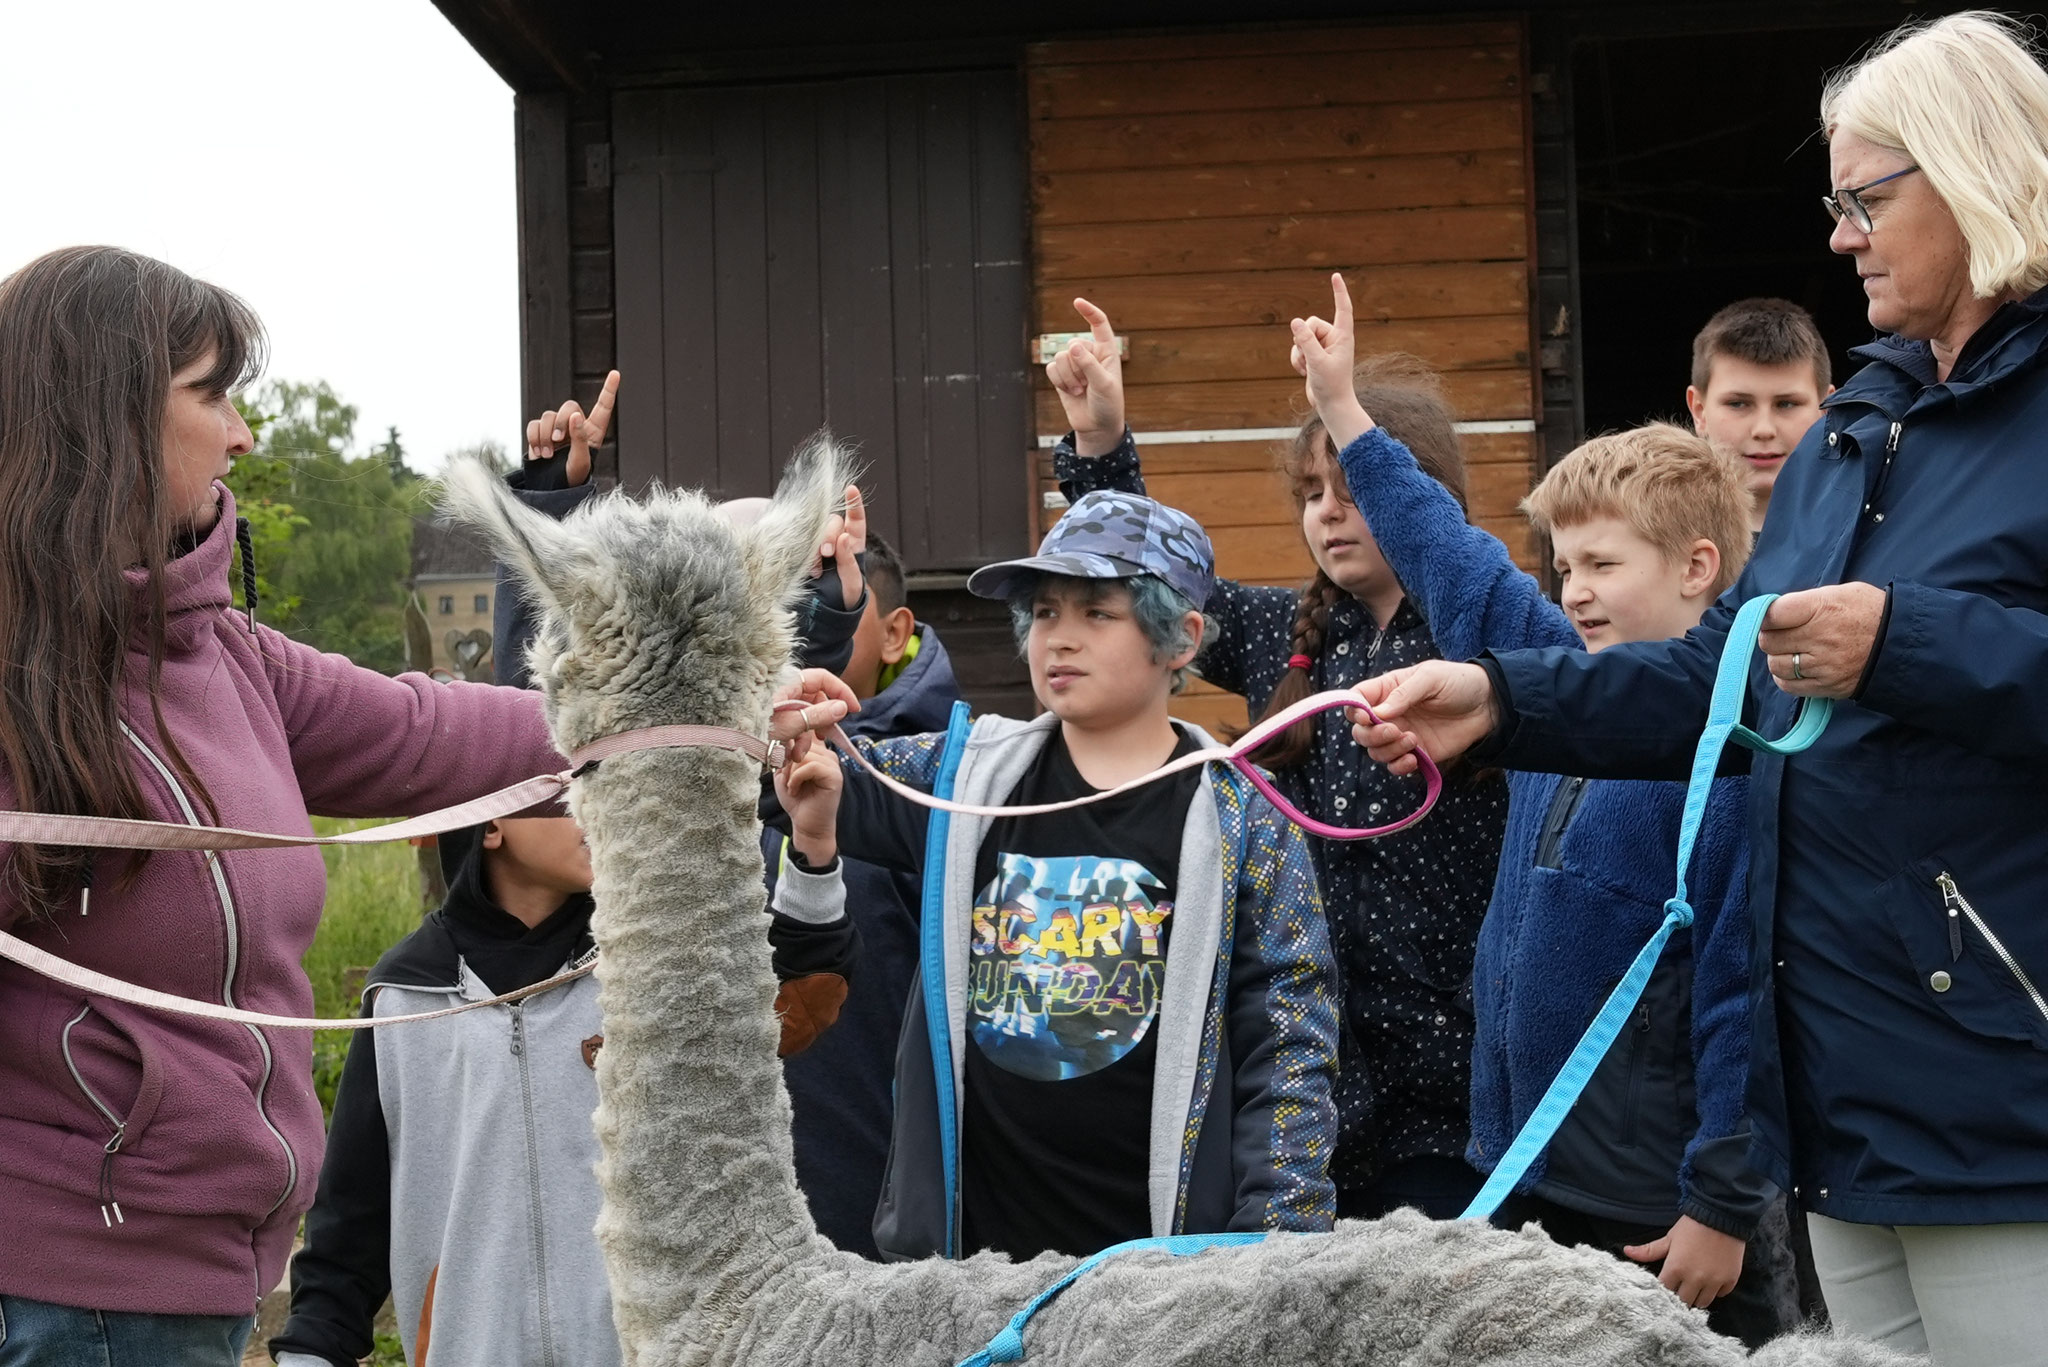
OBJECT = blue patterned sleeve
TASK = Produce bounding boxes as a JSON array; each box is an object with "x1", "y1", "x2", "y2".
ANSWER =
[
  {"x1": 1195, "y1": 577, "x2": 1302, "y2": 708},
  {"x1": 808, "y1": 731, "x2": 947, "y2": 875},
  {"x1": 1226, "y1": 794, "x2": 1341, "y2": 1232},
  {"x1": 1051, "y1": 426, "x2": 1145, "y2": 500}
]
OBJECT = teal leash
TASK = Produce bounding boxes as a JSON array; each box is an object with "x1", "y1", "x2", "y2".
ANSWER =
[
  {"x1": 955, "y1": 1232, "x2": 1269, "y2": 1367},
  {"x1": 1459, "y1": 593, "x2": 1830, "y2": 1220},
  {"x1": 952, "y1": 596, "x2": 1832, "y2": 1365}
]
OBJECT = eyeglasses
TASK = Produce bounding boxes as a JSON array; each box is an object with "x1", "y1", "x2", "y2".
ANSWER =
[{"x1": 1822, "y1": 165, "x2": 1920, "y2": 233}]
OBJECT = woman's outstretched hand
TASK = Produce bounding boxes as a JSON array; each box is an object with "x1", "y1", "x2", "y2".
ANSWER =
[
  {"x1": 1349, "y1": 661, "x2": 1501, "y2": 775},
  {"x1": 1757, "y1": 582, "x2": 1887, "y2": 699},
  {"x1": 1045, "y1": 298, "x2": 1126, "y2": 458},
  {"x1": 1290, "y1": 273, "x2": 1374, "y2": 450}
]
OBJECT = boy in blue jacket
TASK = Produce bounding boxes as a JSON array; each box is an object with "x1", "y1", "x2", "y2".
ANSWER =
[
  {"x1": 1290, "y1": 275, "x2": 1781, "y2": 1344},
  {"x1": 772, "y1": 494, "x2": 1340, "y2": 1263}
]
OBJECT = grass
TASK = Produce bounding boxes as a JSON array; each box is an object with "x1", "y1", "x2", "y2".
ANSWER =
[{"x1": 300, "y1": 817, "x2": 433, "y2": 1119}]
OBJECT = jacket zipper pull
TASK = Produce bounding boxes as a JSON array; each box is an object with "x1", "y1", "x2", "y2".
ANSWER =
[
  {"x1": 78, "y1": 861, "x2": 92, "y2": 917},
  {"x1": 99, "y1": 1124, "x2": 126, "y2": 1227},
  {"x1": 1938, "y1": 872, "x2": 1965, "y2": 962},
  {"x1": 1886, "y1": 420, "x2": 1902, "y2": 454},
  {"x1": 1637, "y1": 1003, "x2": 1651, "y2": 1033}
]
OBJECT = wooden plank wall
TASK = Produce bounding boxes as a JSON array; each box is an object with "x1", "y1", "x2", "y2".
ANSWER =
[
  {"x1": 610, "y1": 73, "x2": 1032, "y2": 571},
  {"x1": 1026, "y1": 21, "x2": 1538, "y2": 736}
]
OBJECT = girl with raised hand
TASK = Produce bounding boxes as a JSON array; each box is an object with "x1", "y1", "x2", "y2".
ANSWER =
[{"x1": 1047, "y1": 299, "x2": 1508, "y2": 1220}]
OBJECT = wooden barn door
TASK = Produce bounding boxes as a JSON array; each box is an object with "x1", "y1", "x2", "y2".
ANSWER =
[
  {"x1": 611, "y1": 72, "x2": 1032, "y2": 574},
  {"x1": 1027, "y1": 20, "x2": 1538, "y2": 734}
]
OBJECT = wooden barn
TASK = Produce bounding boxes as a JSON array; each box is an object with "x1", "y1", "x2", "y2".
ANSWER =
[{"x1": 432, "y1": 0, "x2": 1933, "y2": 724}]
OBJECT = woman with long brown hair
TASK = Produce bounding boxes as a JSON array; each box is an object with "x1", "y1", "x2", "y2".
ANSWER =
[
  {"x1": 0, "y1": 246, "x2": 567, "y2": 1363},
  {"x1": 1046, "y1": 301, "x2": 1509, "y2": 1221}
]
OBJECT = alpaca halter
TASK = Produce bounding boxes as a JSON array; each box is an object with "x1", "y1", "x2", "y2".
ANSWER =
[{"x1": 0, "y1": 691, "x2": 1435, "y2": 1029}]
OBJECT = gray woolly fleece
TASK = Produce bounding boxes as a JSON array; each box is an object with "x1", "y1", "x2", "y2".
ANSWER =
[{"x1": 439, "y1": 439, "x2": 1924, "y2": 1367}]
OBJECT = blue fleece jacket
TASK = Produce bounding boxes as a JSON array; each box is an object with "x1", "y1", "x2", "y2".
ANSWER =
[{"x1": 1335, "y1": 427, "x2": 1768, "y2": 1236}]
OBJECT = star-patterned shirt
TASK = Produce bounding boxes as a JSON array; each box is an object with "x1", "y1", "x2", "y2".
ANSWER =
[{"x1": 1057, "y1": 434, "x2": 1509, "y2": 1182}]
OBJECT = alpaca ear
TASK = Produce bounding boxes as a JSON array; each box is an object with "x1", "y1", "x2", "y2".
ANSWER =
[
  {"x1": 741, "y1": 433, "x2": 859, "y2": 610},
  {"x1": 437, "y1": 454, "x2": 585, "y2": 620}
]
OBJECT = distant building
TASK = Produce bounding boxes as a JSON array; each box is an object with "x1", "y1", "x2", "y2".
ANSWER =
[{"x1": 409, "y1": 518, "x2": 497, "y2": 681}]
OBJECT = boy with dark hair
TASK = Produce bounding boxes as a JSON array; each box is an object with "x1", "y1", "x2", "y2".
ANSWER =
[
  {"x1": 774, "y1": 492, "x2": 1339, "y2": 1262},
  {"x1": 766, "y1": 528, "x2": 967, "y2": 1258},
  {"x1": 1685, "y1": 298, "x2": 1834, "y2": 532}
]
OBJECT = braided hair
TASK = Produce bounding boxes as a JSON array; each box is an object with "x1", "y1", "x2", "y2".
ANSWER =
[{"x1": 1241, "y1": 353, "x2": 1468, "y2": 770}]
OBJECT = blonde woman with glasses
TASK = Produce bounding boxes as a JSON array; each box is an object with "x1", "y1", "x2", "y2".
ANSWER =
[{"x1": 1348, "y1": 13, "x2": 2048, "y2": 1364}]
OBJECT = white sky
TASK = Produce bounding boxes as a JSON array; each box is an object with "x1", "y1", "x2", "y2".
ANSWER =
[{"x1": 0, "y1": 0, "x2": 518, "y2": 472}]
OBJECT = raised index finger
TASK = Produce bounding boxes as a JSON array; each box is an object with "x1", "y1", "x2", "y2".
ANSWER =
[
  {"x1": 1330, "y1": 272, "x2": 1354, "y2": 336},
  {"x1": 586, "y1": 370, "x2": 621, "y2": 445},
  {"x1": 1074, "y1": 297, "x2": 1115, "y2": 347},
  {"x1": 842, "y1": 484, "x2": 867, "y2": 552}
]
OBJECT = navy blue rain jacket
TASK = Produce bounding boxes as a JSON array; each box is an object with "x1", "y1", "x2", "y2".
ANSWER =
[{"x1": 1483, "y1": 289, "x2": 2048, "y2": 1225}]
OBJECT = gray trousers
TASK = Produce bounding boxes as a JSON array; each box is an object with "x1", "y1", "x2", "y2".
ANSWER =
[{"x1": 1808, "y1": 1211, "x2": 2048, "y2": 1366}]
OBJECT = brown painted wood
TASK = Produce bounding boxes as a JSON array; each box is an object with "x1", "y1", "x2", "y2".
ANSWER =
[
  {"x1": 515, "y1": 93, "x2": 574, "y2": 438},
  {"x1": 1209, "y1": 525, "x2": 1318, "y2": 582},
  {"x1": 1461, "y1": 431, "x2": 1537, "y2": 467},
  {"x1": 1038, "y1": 206, "x2": 1528, "y2": 280},
  {"x1": 1031, "y1": 98, "x2": 1523, "y2": 173},
  {"x1": 1028, "y1": 21, "x2": 1522, "y2": 66},
  {"x1": 1466, "y1": 460, "x2": 1537, "y2": 521},
  {"x1": 609, "y1": 90, "x2": 667, "y2": 488},
  {"x1": 610, "y1": 71, "x2": 1029, "y2": 570},
  {"x1": 1038, "y1": 371, "x2": 1533, "y2": 432},
  {"x1": 1032, "y1": 151, "x2": 1525, "y2": 226},
  {"x1": 1035, "y1": 262, "x2": 1528, "y2": 332},
  {"x1": 1029, "y1": 46, "x2": 1520, "y2": 120}
]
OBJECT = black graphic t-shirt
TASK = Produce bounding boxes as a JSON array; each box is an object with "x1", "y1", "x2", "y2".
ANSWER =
[{"x1": 959, "y1": 727, "x2": 1204, "y2": 1260}]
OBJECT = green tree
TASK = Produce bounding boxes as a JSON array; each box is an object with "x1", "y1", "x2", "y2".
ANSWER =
[
  {"x1": 225, "y1": 399, "x2": 310, "y2": 614},
  {"x1": 239, "y1": 380, "x2": 424, "y2": 673}
]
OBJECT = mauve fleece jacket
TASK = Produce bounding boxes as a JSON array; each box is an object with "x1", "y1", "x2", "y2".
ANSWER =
[{"x1": 0, "y1": 485, "x2": 564, "y2": 1317}]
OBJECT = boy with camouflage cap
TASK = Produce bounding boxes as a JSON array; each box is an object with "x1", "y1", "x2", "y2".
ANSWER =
[{"x1": 772, "y1": 490, "x2": 1342, "y2": 1262}]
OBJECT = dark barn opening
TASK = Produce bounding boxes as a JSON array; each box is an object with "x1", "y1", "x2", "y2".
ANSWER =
[{"x1": 1571, "y1": 21, "x2": 1901, "y2": 436}]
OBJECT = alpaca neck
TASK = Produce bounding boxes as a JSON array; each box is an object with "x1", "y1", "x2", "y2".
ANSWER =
[{"x1": 578, "y1": 746, "x2": 825, "y2": 1345}]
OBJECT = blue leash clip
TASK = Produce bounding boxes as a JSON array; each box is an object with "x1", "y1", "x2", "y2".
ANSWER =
[{"x1": 1460, "y1": 593, "x2": 1831, "y2": 1220}]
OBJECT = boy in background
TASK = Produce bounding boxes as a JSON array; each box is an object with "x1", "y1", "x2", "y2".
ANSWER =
[
  {"x1": 766, "y1": 531, "x2": 965, "y2": 1258},
  {"x1": 1685, "y1": 298, "x2": 1833, "y2": 533},
  {"x1": 271, "y1": 811, "x2": 855, "y2": 1366}
]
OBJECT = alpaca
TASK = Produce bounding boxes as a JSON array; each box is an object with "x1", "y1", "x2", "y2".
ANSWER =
[{"x1": 441, "y1": 444, "x2": 1915, "y2": 1367}]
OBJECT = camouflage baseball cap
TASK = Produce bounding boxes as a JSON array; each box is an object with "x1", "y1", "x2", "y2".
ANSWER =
[{"x1": 967, "y1": 490, "x2": 1214, "y2": 608}]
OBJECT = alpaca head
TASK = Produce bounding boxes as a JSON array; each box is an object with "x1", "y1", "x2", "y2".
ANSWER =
[{"x1": 439, "y1": 437, "x2": 855, "y2": 753}]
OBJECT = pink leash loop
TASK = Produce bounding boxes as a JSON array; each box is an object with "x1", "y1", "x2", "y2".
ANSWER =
[{"x1": 816, "y1": 688, "x2": 1440, "y2": 840}]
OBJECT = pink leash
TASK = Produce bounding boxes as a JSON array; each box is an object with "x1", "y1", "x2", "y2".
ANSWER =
[
  {"x1": 0, "y1": 691, "x2": 1434, "y2": 1028},
  {"x1": 811, "y1": 689, "x2": 1440, "y2": 841}
]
